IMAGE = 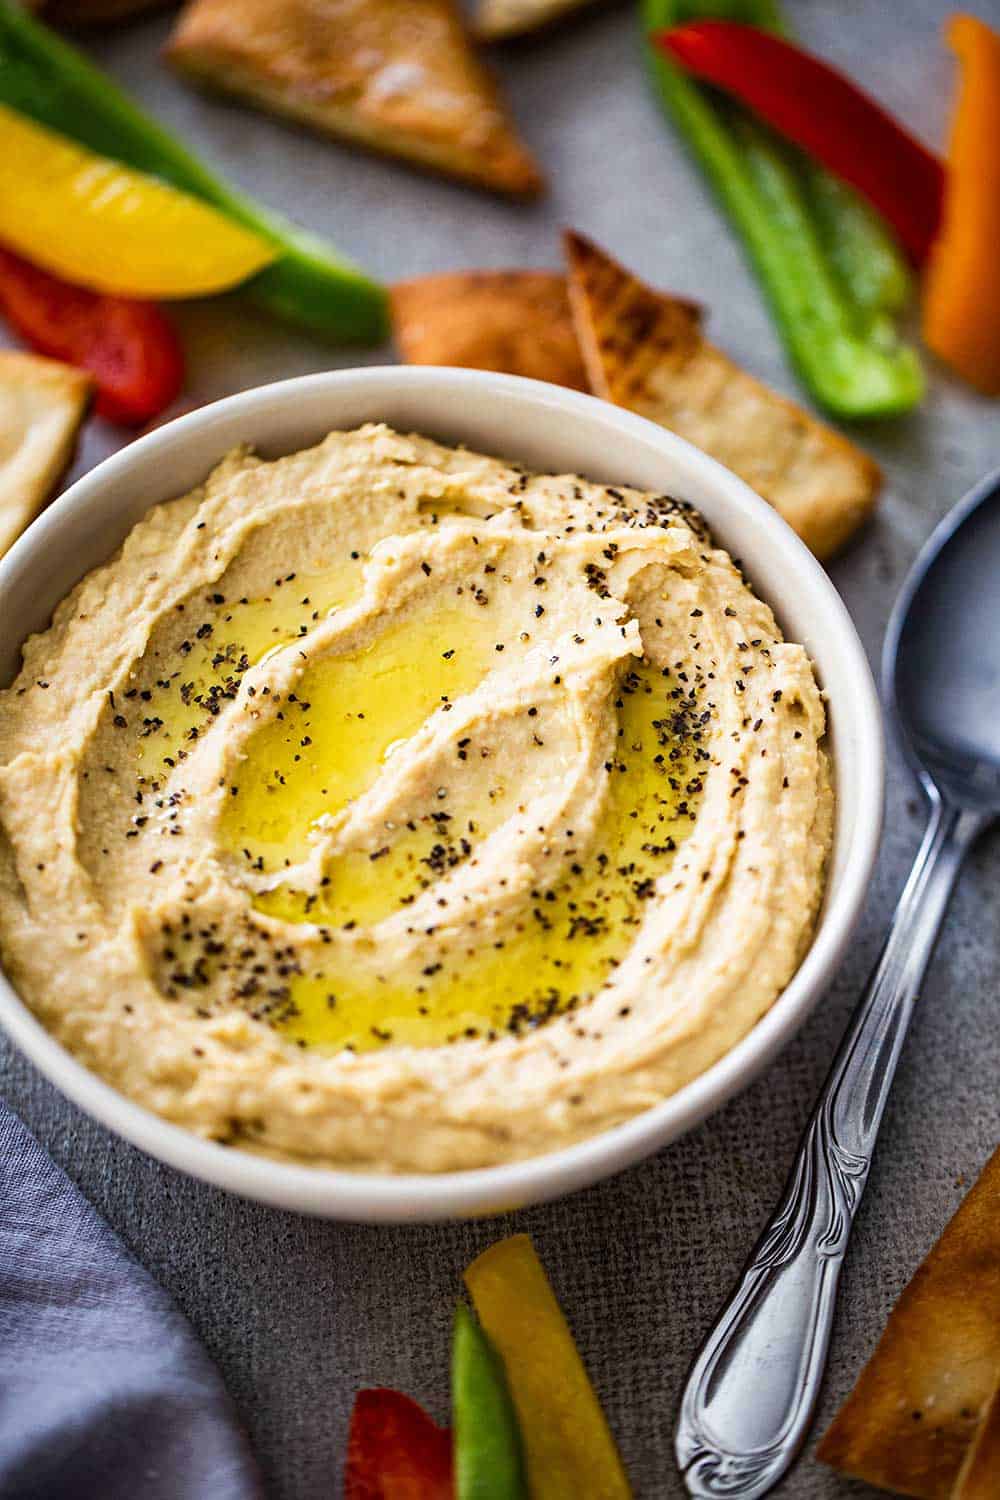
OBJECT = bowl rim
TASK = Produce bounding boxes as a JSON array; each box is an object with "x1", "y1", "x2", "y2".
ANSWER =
[{"x1": 0, "y1": 366, "x2": 884, "y2": 1220}]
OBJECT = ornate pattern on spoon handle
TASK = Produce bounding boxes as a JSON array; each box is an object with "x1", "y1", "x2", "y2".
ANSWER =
[{"x1": 675, "y1": 801, "x2": 983, "y2": 1500}]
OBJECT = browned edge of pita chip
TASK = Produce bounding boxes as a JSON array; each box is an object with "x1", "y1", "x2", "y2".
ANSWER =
[
  {"x1": 0, "y1": 351, "x2": 93, "y2": 559},
  {"x1": 952, "y1": 1376, "x2": 1000, "y2": 1499},
  {"x1": 391, "y1": 270, "x2": 587, "y2": 391},
  {"x1": 563, "y1": 228, "x2": 703, "y2": 399},
  {"x1": 817, "y1": 1147, "x2": 1000, "y2": 1500},
  {"x1": 167, "y1": 0, "x2": 543, "y2": 199},
  {"x1": 475, "y1": 0, "x2": 601, "y2": 41},
  {"x1": 563, "y1": 229, "x2": 881, "y2": 561}
]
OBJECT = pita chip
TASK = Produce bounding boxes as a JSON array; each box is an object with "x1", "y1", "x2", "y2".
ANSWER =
[
  {"x1": 817, "y1": 1146, "x2": 1000, "y2": 1499},
  {"x1": 167, "y1": 0, "x2": 543, "y2": 197},
  {"x1": 475, "y1": 0, "x2": 600, "y2": 40},
  {"x1": 564, "y1": 230, "x2": 881, "y2": 560},
  {"x1": 952, "y1": 1377, "x2": 1000, "y2": 1500},
  {"x1": 0, "y1": 352, "x2": 92, "y2": 559},
  {"x1": 392, "y1": 269, "x2": 587, "y2": 389}
]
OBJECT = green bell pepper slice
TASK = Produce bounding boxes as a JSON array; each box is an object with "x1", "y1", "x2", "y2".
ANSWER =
[{"x1": 452, "y1": 1303, "x2": 529, "y2": 1500}]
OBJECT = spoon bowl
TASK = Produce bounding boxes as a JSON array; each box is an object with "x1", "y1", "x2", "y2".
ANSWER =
[{"x1": 887, "y1": 469, "x2": 1000, "y2": 811}]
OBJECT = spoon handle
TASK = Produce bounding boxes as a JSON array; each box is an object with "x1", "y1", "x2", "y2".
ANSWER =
[{"x1": 675, "y1": 799, "x2": 985, "y2": 1500}]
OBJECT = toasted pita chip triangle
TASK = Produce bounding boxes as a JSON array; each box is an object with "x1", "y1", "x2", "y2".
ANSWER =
[
  {"x1": 167, "y1": 0, "x2": 543, "y2": 197},
  {"x1": 564, "y1": 231, "x2": 880, "y2": 560},
  {"x1": 475, "y1": 0, "x2": 600, "y2": 40},
  {"x1": 953, "y1": 1377, "x2": 1000, "y2": 1500},
  {"x1": 392, "y1": 270, "x2": 587, "y2": 389},
  {"x1": 817, "y1": 1146, "x2": 1000, "y2": 1499},
  {"x1": 0, "y1": 352, "x2": 92, "y2": 558}
]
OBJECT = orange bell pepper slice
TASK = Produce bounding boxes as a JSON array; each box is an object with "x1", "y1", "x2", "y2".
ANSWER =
[
  {"x1": 464, "y1": 1235, "x2": 632, "y2": 1500},
  {"x1": 922, "y1": 15, "x2": 1000, "y2": 394}
]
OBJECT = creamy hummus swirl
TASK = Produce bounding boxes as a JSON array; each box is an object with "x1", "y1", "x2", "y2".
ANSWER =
[{"x1": 0, "y1": 426, "x2": 832, "y2": 1171}]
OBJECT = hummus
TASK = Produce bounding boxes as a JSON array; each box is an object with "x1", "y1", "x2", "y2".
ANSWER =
[{"x1": 0, "y1": 425, "x2": 833, "y2": 1172}]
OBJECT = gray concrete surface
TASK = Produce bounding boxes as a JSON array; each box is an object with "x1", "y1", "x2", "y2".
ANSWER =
[{"x1": 2, "y1": 2, "x2": 999, "y2": 1495}]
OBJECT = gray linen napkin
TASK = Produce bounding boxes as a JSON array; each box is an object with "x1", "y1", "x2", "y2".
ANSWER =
[{"x1": 0, "y1": 1100, "x2": 264, "y2": 1500}]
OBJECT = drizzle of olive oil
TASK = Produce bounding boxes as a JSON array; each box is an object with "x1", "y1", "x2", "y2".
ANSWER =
[
  {"x1": 254, "y1": 775, "x2": 517, "y2": 930},
  {"x1": 275, "y1": 659, "x2": 706, "y2": 1051},
  {"x1": 219, "y1": 602, "x2": 527, "y2": 875},
  {"x1": 135, "y1": 556, "x2": 363, "y2": 779}
]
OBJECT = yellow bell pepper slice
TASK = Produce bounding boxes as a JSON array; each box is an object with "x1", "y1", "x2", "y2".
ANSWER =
[
  {"x1": 464, "y1": 1234, "x2": 632, "y2": 1500},
  {"x1": 0, "y1": 103, "x2": 277, "y2": 300}
]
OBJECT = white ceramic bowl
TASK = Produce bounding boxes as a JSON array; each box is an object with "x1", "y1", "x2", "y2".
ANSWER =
[{"x1": 0, "y1": 367, "x2": 883, "y2": 1220}]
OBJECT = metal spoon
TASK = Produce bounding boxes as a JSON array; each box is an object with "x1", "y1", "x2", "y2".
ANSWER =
[{"x1": 675, "y1": 468, "x2": 1000, "y2": 1499}]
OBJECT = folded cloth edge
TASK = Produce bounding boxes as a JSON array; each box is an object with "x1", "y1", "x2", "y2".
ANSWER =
[{"x1": 0, "y1": 1098, "x2": 265, "y2": 1500}]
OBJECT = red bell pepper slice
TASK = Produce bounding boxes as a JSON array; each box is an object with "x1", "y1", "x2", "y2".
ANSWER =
[
  {"x1": 654, "y1": 21, "x2": 946, "y2": 264},
  {"x1": 344, "y1": 1388, "x2": 453, "y2": 1500},
  {"x1": 0, "y1": 246, "x2": 184, "y2": 425}
]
